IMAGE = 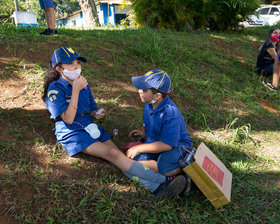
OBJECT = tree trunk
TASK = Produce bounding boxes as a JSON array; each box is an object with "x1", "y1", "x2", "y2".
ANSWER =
[
  {"x1": 78, "y1": 0, "x2": 100, "y2": 28},
  {"x1": 185, "y1": 21, "x2": 195, "y2": 33}
]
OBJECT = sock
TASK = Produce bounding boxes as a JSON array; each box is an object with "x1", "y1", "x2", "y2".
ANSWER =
[
  {"x1": 126, "y1": 161, "x2": 166, "y2": 183},
  {"x1": 166, "y1": 175, "x2": 176, "y2": 181},
  {"x1": 123, "y1": 172, "x2": 160, "y2": 193}
]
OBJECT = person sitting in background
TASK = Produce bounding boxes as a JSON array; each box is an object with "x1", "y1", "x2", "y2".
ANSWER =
[{"x1": 256, "y1": 28, "x2": 280, "y2": 91}]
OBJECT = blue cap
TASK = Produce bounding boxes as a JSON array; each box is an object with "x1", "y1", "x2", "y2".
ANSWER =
[
  {"x1": 132, "y1": 69, "x2": 172, "y2": 93},
  {"x1": 51, "y1": 47, "x2": 87, "y2": 67}
]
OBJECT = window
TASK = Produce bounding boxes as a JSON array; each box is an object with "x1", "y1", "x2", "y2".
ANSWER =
[
  {"x1": 72, "y1": 20, "x2": 76, "y2": 26},
  {"x1": 270, "y1": 7, "x2": 280, "y2": 15},
  {"x1": 259, "y1": 8, "x2": 270, "y2": 15}
]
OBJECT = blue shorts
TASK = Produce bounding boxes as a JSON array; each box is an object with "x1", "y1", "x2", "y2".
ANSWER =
[
  {"x1": 57, "y1": 125, "x2": 111, "y2": 157},
  {"x1": 39, "y1": 0, "x2": 54, "y2": 9},
  {"x1": 258, "y1": 63, "x2": 274, "y2": 77},
  {"x1": 134, "y1": 146, "x2": 188, "y2": 175}
]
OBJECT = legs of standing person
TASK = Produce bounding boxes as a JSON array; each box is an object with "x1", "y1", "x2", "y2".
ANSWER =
[
  {"x1": 44, "y1": 7, "x2": 55, "y2": 30},
  {"x1": 39, "y1": 0, "x2": 57, "y2": 35}
]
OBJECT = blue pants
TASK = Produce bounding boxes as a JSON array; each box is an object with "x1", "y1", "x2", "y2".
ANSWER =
[
  {"x1": 257, "y1": 63, "x2": 274, "y2": 77},
  {"x1": 39, "y1": 0, "x2": 54, "y2": 9},
  {"x1": 134, "y1": 146, "x2": 188, "y2": 175}
]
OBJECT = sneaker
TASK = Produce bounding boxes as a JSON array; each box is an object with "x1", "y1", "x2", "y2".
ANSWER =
[
  {"x1": 262, "y1": 80, "x2": 278, "y2": 91},
  {"x1": 152, "y1": 175, "x2": 186, "y2": 200},
  {"x1": 40, "y1": 28, "x2": 57, "y2": 36},
  {"x1": 181, "y1": 174, "x2": 192, "y2": 197}
]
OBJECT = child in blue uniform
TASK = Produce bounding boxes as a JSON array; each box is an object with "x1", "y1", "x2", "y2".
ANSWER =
[
  {"x1": 42, "y1": 47, "x2": 187, "y2": 200},
  {"x1": 128, "y1": 69, "x2": 192, "y2": 196}
]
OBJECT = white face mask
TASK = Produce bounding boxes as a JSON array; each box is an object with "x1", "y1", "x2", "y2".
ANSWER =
[
  {"x1": 63, "y1": 68, "x2": 82, "y2": 80},
  {"x1": 149, "y1": 99, "x2": 156, "y2": 104}
]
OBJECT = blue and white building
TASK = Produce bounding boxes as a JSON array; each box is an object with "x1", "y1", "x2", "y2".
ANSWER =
[{"x1": 58, "y1": 0, "x2": 131, "y2": 28}]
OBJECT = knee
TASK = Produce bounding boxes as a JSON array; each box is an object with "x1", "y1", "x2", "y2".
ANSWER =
[{"x1": 106, "y1": 147, "x2": 122, "y2": 160}]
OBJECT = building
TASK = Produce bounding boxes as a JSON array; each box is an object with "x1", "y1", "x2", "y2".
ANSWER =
[{"x1": 57, "y1": 0, "x2": 132, "y2": 28}]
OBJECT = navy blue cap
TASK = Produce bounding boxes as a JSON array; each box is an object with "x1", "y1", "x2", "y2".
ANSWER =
[
  {"x1": 132, "y1": 69, "x2": 172, "y2": 93},
  {"x1": 51, "y1": 47, "x2": 87, "y2": 67}
]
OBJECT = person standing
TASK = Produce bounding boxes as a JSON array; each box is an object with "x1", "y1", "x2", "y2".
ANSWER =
[{"x1": 39, "y1": 0, "x2": 57, "y2": 35}]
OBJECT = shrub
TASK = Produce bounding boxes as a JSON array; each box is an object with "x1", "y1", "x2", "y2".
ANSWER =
[{"x1": 130, "y1": 0, "x2": 261, "y2": 31}]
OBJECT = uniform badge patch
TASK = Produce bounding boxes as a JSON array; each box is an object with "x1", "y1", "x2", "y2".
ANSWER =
[
  {"x1": 47, "y1": 90, "x2": 59, "y2": 102},
  {"x1": 67, "y1": 47, "x2": 74, "y2": 54}
]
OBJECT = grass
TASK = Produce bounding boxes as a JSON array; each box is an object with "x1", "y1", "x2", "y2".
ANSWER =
[{"x1": 0, "y1": 24, "x2": 279, "y2": 223}]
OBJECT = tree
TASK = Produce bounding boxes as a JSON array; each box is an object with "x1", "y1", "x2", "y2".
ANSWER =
[
  {"x1": 54, "y1": 0, "x2": 80, "y2": 18},
  {"x1": 0, "y1": 0, "x2": 26, "y2": 24},
  {"x1": 78, "y1": 0, "x2": 100, "y2": 27},
  {"x1": 130, "y1": 0, "x2": 261, "y2": 31}
]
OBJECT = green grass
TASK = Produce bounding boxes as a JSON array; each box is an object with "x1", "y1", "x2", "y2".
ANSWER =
[{"x1": 0, "y1": 24, "x2": 279, "y2": 223}]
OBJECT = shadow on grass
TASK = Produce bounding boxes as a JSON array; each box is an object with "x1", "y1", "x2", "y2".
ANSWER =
[{"x1": 0, "y1": 107, "x2": 279, "y2": 223}]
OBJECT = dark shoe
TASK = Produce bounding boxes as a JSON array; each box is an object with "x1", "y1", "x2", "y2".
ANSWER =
[
  {"x1": 153, "y1": 175, "x2": 186, "y2": 200},
  {"x1": 181, "y1": 174, "x2": 192, "y2": 197},
  {"x1": 40, "y1": 28, "x2": 57, "y2": 36},
  {"x1": 262, "y1": 80, "x2": 278, "y2": 91}
]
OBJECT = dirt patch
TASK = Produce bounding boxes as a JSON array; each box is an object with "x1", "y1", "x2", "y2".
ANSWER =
[
  {"x1": 210, "y1": 38, "x2": 245, "y2": 61},
  {"x1": 259, "y1": 100, "x2": 279, "y2": 115}
]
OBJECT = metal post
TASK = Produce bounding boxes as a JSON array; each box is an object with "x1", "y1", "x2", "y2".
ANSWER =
[
  {"x1": 14, "y1": 0, "x2": 20, "y2": 11},
  {"x1": 26, "y1": 0, "x2": 30, "y2": 12}
]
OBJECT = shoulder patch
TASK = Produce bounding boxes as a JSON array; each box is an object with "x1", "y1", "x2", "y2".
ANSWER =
[{"x1": 47, "y1": 90, "x2": 59, "y2": 102}]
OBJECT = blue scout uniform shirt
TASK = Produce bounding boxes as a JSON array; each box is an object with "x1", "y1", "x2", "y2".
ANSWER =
[
  {"x1": 46, "y1": 77, "x2": 97, "y2": 120},
  {"x1": 143, "y1": 96, "x2": 192, "y2": 148},
  {"x1": 45, "y1": 77, "x2": 111, "y2": 156}
]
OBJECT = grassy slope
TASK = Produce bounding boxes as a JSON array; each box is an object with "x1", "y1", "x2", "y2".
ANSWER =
[{"x1": 0, "y1": 25, "x2": 279, "y2": 223}]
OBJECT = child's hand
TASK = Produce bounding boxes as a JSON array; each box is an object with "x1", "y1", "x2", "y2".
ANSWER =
[
  {"x1": 73, "y1": 75, "x2": 88, "y2": 92},
  {"x1": 126, "y1": 145, "x2": 141, "y2": 159},
  {"x1": 128, "y1": 129, "x2": 145, "y2": 138},
  {"x1": 95, "y1": 108, "x2": 105, "y2": 119}
]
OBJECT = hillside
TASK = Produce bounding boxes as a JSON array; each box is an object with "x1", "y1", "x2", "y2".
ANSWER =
[{"x1": 0, "y1": 25, "x2": 279, "y2": 223}]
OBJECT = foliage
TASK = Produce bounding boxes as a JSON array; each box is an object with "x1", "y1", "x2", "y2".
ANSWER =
[
  {"x1": 28, "y1": 0, "x2": 46, "y2": 26},
  {"x1": 54, "y1": 0, "x2": 80, "y2": 18},
  {"x1": 29, "y1": 0, "x2": 80, "y2": 27},
  {"x1": 0, "y1": 0, "x2": 26, "y2": 24},
  {"x1": 206, "y1": 0, "x2": 261, "y2": 31},
  {"x1": 130, "y1": 0, "x2": 261, "y2": 31},
  {"x1": 262, "y1": 0, "x2": 273, "y2": 4}
]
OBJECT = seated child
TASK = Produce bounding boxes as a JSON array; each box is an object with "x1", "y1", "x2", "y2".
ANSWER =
[
  {"x1": 42, "y1": 47, "x2": 187, "y2": 200},
  {"x1": 127, "y1": 69, "x2": 192, "y2": 196},
  {"x1": 257, "y1": 27, "x2": 280, "y2": 91}
]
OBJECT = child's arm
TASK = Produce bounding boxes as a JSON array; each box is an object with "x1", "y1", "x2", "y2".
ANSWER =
[
  {"x1": 90, "y1": 108, "x2": 105, "y2": 120},
  {"x1": 60, "y1": 76, "x2": 87, "y2": 124},
  {"x1": 267, "y1": 47, "x2": 279, "y2": 63},
  {"x1": 126, "y1": 141, "x2": 172, "y2": 159}
]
